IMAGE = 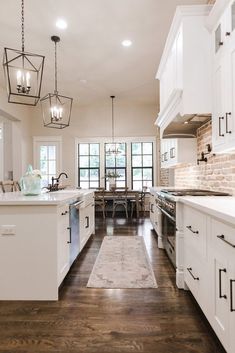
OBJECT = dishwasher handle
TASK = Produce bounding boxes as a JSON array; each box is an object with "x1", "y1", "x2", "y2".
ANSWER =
[{"x1": 70, "y1": 200, "x2": 83, "y2": 209}]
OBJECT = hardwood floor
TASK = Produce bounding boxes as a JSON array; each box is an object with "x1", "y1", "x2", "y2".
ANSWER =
[{"x1": 0, "y1": 216, "x2": 226, "y2": 353}]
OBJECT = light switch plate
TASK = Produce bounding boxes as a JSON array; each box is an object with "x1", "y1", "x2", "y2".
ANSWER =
[{"x1": 1, "y1": 225, "x2": 16, "y2": 236}]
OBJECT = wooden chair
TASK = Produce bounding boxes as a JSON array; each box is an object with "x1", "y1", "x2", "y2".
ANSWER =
[
  {"x1": 94, "y1": 188, "x2": 107, "y2": 219},
  {"x1": 130, "y1": 189, "x2": 146, "y2": 218},
  {"x1": 112, "y1": 187, "x2": 129, "y2": 218},
  {"x1": 0, "y1": 180, "x2": 21, "y2": 193}
]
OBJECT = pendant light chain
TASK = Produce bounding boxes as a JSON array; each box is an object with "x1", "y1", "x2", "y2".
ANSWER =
[
  {"x1": 21, "y1": 0, "x2": 25, "y2": 52},
  {"x1": 54, "y1": 40, "x2": 58, "y2": 94},
  {"x1": 111, "y1": 96, "x2": 114, "y2": 143}
]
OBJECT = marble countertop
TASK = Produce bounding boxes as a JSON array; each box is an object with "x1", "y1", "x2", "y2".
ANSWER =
[
  {"x1": 180, "y1": 196, "x2": 235, "y2": 225},
  {"x1": 0, "y1": 189, "x2": 93, "y2": 206}
]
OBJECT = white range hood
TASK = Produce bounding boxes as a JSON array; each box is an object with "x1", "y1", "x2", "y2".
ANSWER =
[{"x1": 155, "y1": 5, "x2": 212, "y2": 138}]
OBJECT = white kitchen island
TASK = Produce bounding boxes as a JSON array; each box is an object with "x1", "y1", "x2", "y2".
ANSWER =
[{"x1": 0, "y1": 189, "x2": 94, "y2": 301}]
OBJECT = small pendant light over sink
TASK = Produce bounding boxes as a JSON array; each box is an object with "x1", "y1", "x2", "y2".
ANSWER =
[
  {"x1": 40, "y1": 36, "x2": 73, "y2": 129},
  {"x1": 106, "y1": 96, "x2": 121, "y2": 155},
  {"x1": 3, "y1": 0, "x2": 45, "y2": 106}
]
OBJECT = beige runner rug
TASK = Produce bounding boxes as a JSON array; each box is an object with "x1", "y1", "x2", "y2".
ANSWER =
[{"x1": 87, "y1": 236, "x2": 157, "y2": 288}]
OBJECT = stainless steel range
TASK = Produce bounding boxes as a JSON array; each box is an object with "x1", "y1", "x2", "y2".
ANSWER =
[{"x1": 156, "y1": 189, "x2": 229, "y2": 268}]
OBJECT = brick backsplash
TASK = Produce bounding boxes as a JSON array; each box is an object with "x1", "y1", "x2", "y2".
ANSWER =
[{"x1": 174, "y1": 121, "x2": 235, "y2": 195}]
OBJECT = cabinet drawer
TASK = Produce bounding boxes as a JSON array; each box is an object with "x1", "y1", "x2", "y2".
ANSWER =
[
  {"x1": 184, "y1": 206, "x2": 207, "y2": 259},
  {"x1": 211, "y1": 218, "x2": 235, "y2": 259}
]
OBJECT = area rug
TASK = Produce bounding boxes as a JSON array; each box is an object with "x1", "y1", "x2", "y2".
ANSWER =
[{"x1": 87, "y1": 236, "x2": 157, "y2": 288}]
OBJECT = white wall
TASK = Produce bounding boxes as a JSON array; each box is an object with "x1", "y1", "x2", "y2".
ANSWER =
[
  {"x1": 0, "y1": 86, "x2": 33, "y2": 180},
  {"x1": 31, "y1": 100, "x2": 158, "y2": 185}
]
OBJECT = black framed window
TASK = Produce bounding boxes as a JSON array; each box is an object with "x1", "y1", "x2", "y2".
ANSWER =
[
  {"x1": 105, "y1": 143, "x2": 126, "y2": 188},
  {"x1": 78, "y1": 143, "x2": 100, "y2": 188},
  {"x1": 131, "y1": 142, "x2": 153, "y2": 190}
]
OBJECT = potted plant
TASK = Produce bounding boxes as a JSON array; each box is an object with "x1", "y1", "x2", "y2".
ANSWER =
[{"x1": 104, "y1": 171, "x2": 121, "y2": 190}]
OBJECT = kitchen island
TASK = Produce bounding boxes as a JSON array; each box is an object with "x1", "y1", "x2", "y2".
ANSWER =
[{"x1": 0, "y1": 189, "x2": 94, "y2": 301}]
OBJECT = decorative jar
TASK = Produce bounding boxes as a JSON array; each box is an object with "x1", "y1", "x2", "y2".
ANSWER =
[{"x1": 20, "y1": 165, "x2": 41, "y2": 196}]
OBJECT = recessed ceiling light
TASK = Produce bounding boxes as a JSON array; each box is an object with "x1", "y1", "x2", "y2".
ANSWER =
[
  {"x1": 122, "y1": 39, "x2": 132, "y2": 47},
  {"x1": 56, "y1": 18, "x2": 68, "y2": 30}
]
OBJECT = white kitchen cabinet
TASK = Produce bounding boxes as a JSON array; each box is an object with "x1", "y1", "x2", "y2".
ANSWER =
[
  {"x1": 57, "y1": 203, "x2": 70, "y2": 286},
  {"x1": 208, "y1": 0, "x2": 235, "y2": 152},
  {"x1": 156, "y1": 5, "x2": 212, "y2": 137},
  {"x1": 149, "y1": 191, "x2": 163, "y2": 248},
  {"x1": 161, "y1": 138, "x2": 197, "y2": 168},
  {"x1": 183, "y1": 202, "x2": 235, "y2": 353},
  {"x1": 80, "y1": 194, "x2": 95, "y2": 252}
]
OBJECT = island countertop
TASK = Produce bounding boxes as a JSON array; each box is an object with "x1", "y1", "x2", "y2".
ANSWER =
[{"x1": 0, "y1": 189, "x2": 93, "y2": 205}]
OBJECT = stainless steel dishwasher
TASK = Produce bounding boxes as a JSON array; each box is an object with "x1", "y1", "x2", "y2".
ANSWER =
[{"x1": 68, "y1": 199, "x2": 83, "y2": 266}]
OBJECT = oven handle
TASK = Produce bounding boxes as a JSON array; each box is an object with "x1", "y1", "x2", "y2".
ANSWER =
[{"x1": 156, "y1": 204, "x2": 176, "y2": 223}]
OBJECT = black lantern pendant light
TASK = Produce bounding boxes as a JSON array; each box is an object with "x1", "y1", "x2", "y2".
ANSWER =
[
  {"x1": 40, "y1": 36, "x2": 73, "y2": 129},
  {"x1": 3, "y1": 0, "x2": 45, "y2": 106},
  {"x1": 106, "y1": 96, "x2": 121, "y2": 155}
]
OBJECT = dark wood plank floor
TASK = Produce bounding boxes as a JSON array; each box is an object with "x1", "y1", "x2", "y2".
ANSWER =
[{"x1": 0, "y1": 216, "x2": 226, "y2": 353}]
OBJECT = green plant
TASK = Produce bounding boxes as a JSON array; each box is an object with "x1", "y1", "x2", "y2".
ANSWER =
[{"x1": 104, "y1": 171, "x2": 121, "y2": 179}]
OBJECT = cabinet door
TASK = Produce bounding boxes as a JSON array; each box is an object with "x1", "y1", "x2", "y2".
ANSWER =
[
  {"x1": 212, "y1": 54, "x2": 227, "y2": 151},
  {"x1": 226, "y1": 30, "x2": 235, "y2": 148},
  {"x1": 80, "y1": 207, "x2": 89, "y2": 251},
  {"x1": 57, "y1": 205, "x2": 70, "y2": 285},
  {"x1": 228, "y1": 262, "x2": 235, "y2": 353}
]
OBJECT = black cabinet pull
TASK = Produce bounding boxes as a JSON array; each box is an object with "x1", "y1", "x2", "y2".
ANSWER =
[
  {"x1": 225, "y1": 112, "x2": 232, "y2": 134},
  {"x1": 67, "y1": 226, "x2": 71, "y2": 244},
  {"x1": 219, "y1": 268, "x2": 227, "y2": 299},
  {"x1": 187, "y1": 267, "x2": 199, "y2": 281},
  {"x1": 219, "y1": 116, "x2": 224, "y2": 137},
  {"x1": 219, "y1": 41, "x2": 223, "y2": 46},
  {"x1": 61, "y1": 210, "x2": 68, "y2": 215},
  {"x1": 186, "y1": 225, "x2": 199, "y2": 234},
  {"x1": 230, "y1": 279, "x2": 235, "y2": 312},
  {"x1": 164, "y1": 152, "x2": 168, "y2": 161},
  {"x1": 85, "y1": 216, "x2": 89, "y2": 228},
  {"x1": 217, "y1": 234, "x2": 235, "y2": 248},
  {"x1": 225, "y1": 32, "x2": 231, "y2": 36}
]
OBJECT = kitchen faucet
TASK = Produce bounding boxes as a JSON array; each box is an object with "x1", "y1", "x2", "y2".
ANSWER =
[{"x1": 48, "y1": 172, "x2": 68, "y2": 191}]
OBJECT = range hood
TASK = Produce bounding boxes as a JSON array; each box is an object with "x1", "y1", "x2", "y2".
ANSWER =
[{"x1": 155, "y1": 89, "x2": 211, "y2": 138}]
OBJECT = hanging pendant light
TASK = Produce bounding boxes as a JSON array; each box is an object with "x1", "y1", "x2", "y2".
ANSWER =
[
  {"x1": 106, "y1": 96, "x2": 121, "y2": 155},
  {"x1": 3, "y1": 0, "x2": 45, "y2": 106},
  {"x1": 40, "y1": 36, "x2": 73, "y2": 129}
]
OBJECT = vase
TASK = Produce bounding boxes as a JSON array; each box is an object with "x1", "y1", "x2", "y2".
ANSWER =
[
  {"x1": 20, "y1": 165, "x2": 41, "y2": 196},
  {"x1": 108, "y1": 177, "x2": 116, "y2": 191}
]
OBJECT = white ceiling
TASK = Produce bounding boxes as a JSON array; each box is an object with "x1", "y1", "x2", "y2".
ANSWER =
[{"x1": 0, "y1": 0, "x2": 207, "y2": 106}]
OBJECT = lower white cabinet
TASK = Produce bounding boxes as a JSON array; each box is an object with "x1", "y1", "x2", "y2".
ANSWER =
[
  {"x1": 80, "y1": 197, "x2": 95, "y2": 252},
  {"x1": 183, "y1": 204, "x2": 235, "y2": 353},
  {"x1": 57, "y1": 203, "x2": 70, "y2": 286}
]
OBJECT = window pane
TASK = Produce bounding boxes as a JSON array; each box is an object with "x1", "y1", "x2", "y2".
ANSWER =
[
  {"x1": 40, "y1": 146, "x2": 48, "y2": 160},
  {"x1": 143, "y1": 143, "x2": 153, "y2": 154},
  {"x1": 90, "y1": 181, "x2": 99, "y2": 188},
  {"x1": 133, "y1": 168, "x2": 142, "y2": 180},
  {"x1": 116, "y1": 168, "x2": 125, "y2": 179},
  {"x1": 143, "y1": 155, "x2": 152, "y2": 167},
  {"x1": 90, "y1": 169, "x2": 99, "y2": 180},
  {"x1": 106, "y1": 155, "x2": 115, "y2": 167},
  {"x1": 48, "y1": 161, "x2": 56, "y2": 175},
  {"x1": 79, "y1": 144, "x2": 89, "y2": 155},
  {"x1": 132, "y1": 143, "x2": 141, "y2": 155},
  {"x1": 90, "y1": 156, "x2": 99, "y2": 168},
  {"x1": 79, "y1": 156, "x2": 89, "y2": 168},
  {"x1": 80, "y1": 181, "x2": 89, "y2": 189},
  {"x1": 132, "y1": 155, "x2": 142, "y2": 167},
  {"x1": 133, "y1": 181, "x2": 143, "y2": 190},
  {"x1": 80, "y1": 169, "x2": 89, "y2": 180},
  {"x1": 143, "y1": 168, "x2": 152, "y2": 180},
  {"x1": 90, "y1": 144, "x2": 99, "y2": 155},
  {"x1": 48, "y1": 146, "x2": 56, "y2": 160},
  {"x1": 40, "y1": 160, "x2": 48, "y2": 174},
  {"x1": 116, "y1": 155, "x2": 125, "y2": 167},
  {"x1": 105, "y1": 143, "x2": 113, "y2": 152},
  {"x1": 116, "y1": 180, "x2": 126, "y2": 188},
  {"x1": 118, "y1": 143, "x2": 126, "y2": 154}
]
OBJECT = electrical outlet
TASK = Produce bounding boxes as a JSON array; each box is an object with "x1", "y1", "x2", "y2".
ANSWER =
[{"x1": 1, "y1": 225, "x2": 16, "y2": 236}]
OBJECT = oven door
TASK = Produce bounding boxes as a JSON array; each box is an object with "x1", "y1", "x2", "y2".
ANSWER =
[{"x1": 160, "y1": 207, "x2": 176, "y2": 268}]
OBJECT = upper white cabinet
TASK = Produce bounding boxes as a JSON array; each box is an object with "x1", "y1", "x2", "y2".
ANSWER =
[
  {"x1": 161, "y1": 138, "x2": 197, "y2": 168},
  {"x1": 207, "y1": 0, "x2": 235, "y2": 152},
  {"x1": 156, "y1": 5, "x2": 212, "y2": 137}
]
